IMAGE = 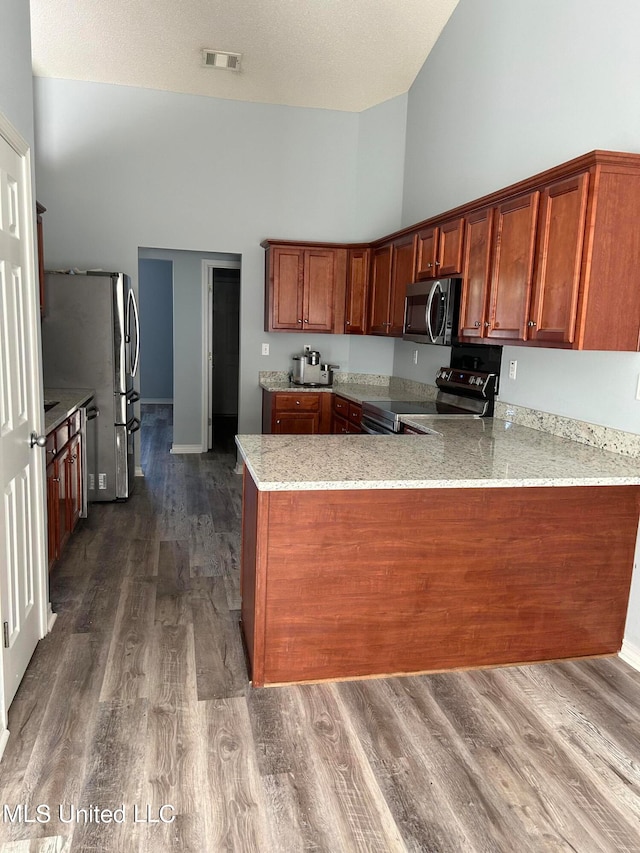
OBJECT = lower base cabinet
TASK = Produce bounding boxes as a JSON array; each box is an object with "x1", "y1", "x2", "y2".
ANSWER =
[
  {"x1": 262, "y1": 390, "x2": 332, "y2": 434},
  {"x1": 46, "y1": 412, "x2": 83, "y2": 571}
]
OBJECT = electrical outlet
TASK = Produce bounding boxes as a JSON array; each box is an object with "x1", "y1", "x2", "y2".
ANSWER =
[
  {"x1": 98, "y1": 473, "x2": 107, "y2": 490},
  {"x1": 261, "y1": 343, "x2": 269, "y2": 356},
  {"x1": 303, "y1": 344, "x2": 311, "y2": 353},
  {"x1": 413, "y1": 349, "x2": 419, "y2": 365},
  {"x1": 509, "y1": 360, "x2": 517, "y2": 380}
]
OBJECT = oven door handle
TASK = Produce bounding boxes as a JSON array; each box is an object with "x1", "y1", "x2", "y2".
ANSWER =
[{"x1": 360, "y1": 419, "x2": 393, "y2": 435}]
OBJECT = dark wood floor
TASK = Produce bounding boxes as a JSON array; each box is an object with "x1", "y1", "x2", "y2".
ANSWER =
[{"x1": 2, "y1": 403, "x2": 640, "y2": 852}]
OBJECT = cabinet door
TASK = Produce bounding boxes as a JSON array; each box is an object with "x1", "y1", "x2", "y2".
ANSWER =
[
  {"x1": 56, "y1": 446, "x2": 70, "y2": 556},
  {"x1": 529, "y1": 173, "x2": 589, "y2": 345},
  {"x1": 369, "y1": 245, "x2": 393, "y2": 334},
  {"x1": 487, "y1": 192, "x2": 539, "y2": 341},
  {"x1": 332, "y1": 413, "x2": 349, "y2": 434},
  {"x1": 389, "y1": 234, "x2": 417, "y2": 336},
  {"x1": 46, "y1": 460, "x2": 59, "y2": 571},
  {"x1": 268, "y1": 246, "x2": 304, "y2": 330},
  {"x1": 459, "y1": 207, "x2": 493, "y2": 337},
  {"x1": 273, "y1": 413, "x2": 320, "y2": 434},
  {"x1": 415, "y1": 226, "x2": 438, "y2": 280},
  {"x1": 303, "y1": 249, "x2": 335, "y2": 331},
  {"x1": 437, "y1": 218, "x2": 465, "y2": 277},
  {"x1": 344, "y1": 249, "x2": 370, "y2": 334}
]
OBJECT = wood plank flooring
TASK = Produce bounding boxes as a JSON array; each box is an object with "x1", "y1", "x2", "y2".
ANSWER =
[{"x1": 2, "y1": 403, "x2": 640, "y2": 852}]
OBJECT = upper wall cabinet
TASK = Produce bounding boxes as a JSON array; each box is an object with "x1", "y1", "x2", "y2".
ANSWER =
[
  {"x1": 344, "y1": 248, "x2": 371, "y2": 334},
  {"x1": 415, "y1": 217, "x2": 465, "y2": 280},
  {"x1": 369, "y1": 233, "x2": 416, "y2": 336},
  {"x1": 264, "y1": 151, "x2": 640, "y2": 351},
  {"x1": 263, "y1": 241, "x2": 346, "y2": 333}
]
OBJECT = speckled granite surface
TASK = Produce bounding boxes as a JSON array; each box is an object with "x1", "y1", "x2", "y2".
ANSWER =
[
  {"x1": 44, "y1": 388, "x2": 94, "y2": 432},
  {"x1": 495, "y1": 401, "x2": 640, "y2": 458},
  {"x1": 236, "y1": 418, "x2": 640, "y2": 491},
  {"x1": 259, "y1": 373, "x2": 435, "y2": 404}
]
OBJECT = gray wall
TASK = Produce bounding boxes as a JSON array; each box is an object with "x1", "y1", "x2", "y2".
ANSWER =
[
  {"x1": 398, "y1": 0, "x2": 640, "y2": 646},
  {"x1": 34, "y1": 80, "x2": 406, "y2": 437},
  {"x1": 0, "y1": 0, "x2": 34, "y2": 146},
  {"x1": 138, "y1": 259, "x2": 174, "y2": 402}
]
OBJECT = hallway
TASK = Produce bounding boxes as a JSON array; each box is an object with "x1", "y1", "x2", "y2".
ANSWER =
[{"x1": 1, "y1": 405, "x2": 640, "y2": 852}]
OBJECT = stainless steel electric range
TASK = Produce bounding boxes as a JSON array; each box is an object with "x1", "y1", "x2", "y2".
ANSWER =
[{"x1": 360, "y1": 344, "x2": 502, "y2": 435}]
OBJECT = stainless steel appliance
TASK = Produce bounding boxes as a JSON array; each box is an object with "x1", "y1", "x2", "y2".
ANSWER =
[
  {"x1": 361, "y1": 343, "x2": 502, "y2": 434},
  {"x1": 403, "y1": 278, "x2": 460, "y2": 345},
  {"x1": 291, "y1": 350, "x2": 339, "y2": 386},
  {"x1": 42, "y1": 271, "x2": 140, "y2": 501}
]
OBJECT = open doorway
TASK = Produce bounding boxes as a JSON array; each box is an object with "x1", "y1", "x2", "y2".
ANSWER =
[{"x1": 202, "y1": 261, "x2": 241, "y2": 452}]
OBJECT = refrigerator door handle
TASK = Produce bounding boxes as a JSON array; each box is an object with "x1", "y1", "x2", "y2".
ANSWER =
[
  {"x1": 126, "y1": 390, "x2": 141, "y2": 404},
  {"x1": 126, "y1": 416, "x2": 141, "y2": 435},
  {"x1": 128, "y1": 289, "x2": 140, "y2": 378}
]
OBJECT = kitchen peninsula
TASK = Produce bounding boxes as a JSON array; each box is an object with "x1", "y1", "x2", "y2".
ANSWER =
[{"x1": 236, "y1": 420, "x2": 640, "y2": 687}]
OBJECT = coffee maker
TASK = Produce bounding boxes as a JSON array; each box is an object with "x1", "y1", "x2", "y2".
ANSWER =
[{"x1": 291, "y1": 350, "x2": 339, "y2": 386}]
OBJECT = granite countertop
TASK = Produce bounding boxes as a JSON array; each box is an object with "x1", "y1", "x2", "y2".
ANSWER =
[
  {"x1": 235, "y1": 418, "x2": 640, "y2": 492},
  {"x1": 44, "y1": 388, "x2": 95, "y2": 433},
  {"x1": 259, "y1": 380, "x2": 430, "y2": 405}
]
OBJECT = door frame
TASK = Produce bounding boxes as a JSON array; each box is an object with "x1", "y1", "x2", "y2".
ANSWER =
[
  {"x1": 0, "y1": 111, "x2": 52, "y2": 756},
  {"x1": 200, "y1": 259, "x2": 241, "y2": 451}
]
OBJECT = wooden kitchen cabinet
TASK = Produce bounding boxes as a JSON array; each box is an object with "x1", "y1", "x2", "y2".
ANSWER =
[
  {"x1": 369, "y1": 234, "x2": 416, "y2": 337},
  {"x1": 486, "y1": 191, "x2": 540, "y2": 341},
  {"x1": 415, "y1": 217, "x2": 465, "y2": 280},
  {"x1": 332, "y1": 395, "x2": 362, "y2": 433},
  {"x1": 46, "y1": 410, "x2": 84, "y2": 571},
  {"x1": 36, "y1": 202, "x2": 46, "y2": 315},
  {"x1": 459, "y1": 207, "x2": 494, "y2": 337},
  {"x1": 527, "y1": 173, "x2": 590, "y2": 345},
  {"x1": 262, "y1": 390, "x2": 332, "y2": 434},
  {"x1": 263, "y1": 241, "x2": 346, "y2": 333},
  {"x1": 344, "y1": 248, "x2": 370, "y2": 334}
]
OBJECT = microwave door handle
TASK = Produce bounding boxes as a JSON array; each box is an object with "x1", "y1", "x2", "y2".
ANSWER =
[{"x1": 425, "y1": 281, "x2": 438, "y2": 343}]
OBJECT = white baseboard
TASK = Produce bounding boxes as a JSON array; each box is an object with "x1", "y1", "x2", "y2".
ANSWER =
[
  {"x1": 619, "y1": 639, "x2": 640, "y2": 672},
  {"x1": 47, "y1": 604, "x2": 57, "y2": 633},
  {"x1": 140, "y1": 398, "x2": 174, "y2": 404},
  {"x1": 0, "y1": 726, "x2": 9, "y2": 762},
  {"x1": 170, "y1": 444, "x2": 204, "y2": 454},
  {"x1": 135, "y1": 466, "x2": 144, "y2": 478}
]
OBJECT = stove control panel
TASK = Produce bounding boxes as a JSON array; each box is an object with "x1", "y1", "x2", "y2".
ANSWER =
[{"x1": 436, "y1": 368, "x2": 497, "y2": 397}]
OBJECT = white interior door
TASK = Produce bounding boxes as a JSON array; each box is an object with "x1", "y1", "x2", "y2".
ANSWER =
[{"x1": 0, "y1": 114, "x2": 48, "y2": 744}]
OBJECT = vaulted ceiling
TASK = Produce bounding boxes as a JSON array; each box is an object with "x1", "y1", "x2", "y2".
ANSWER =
[{"x1": 30, "y1": 0, "x2": 459, "y2": 112}]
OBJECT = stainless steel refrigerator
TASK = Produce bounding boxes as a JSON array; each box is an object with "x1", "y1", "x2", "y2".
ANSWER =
[{"x1": 42, "y1": 271, "x2": 140, "y2": 501}]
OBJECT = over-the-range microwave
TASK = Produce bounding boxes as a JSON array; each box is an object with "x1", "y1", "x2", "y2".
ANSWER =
[{"x1": 403, "y1": 278, "x2": 461, "y2": 345}]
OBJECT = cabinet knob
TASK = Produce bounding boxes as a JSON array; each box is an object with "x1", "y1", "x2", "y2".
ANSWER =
[
  {"x1": 528, "y1": 320, "x2": 537, "y2": 327},
  {"x1": 484, "y1": 321, "x2": 490, "y2": 327},
  {"x1": 304, "y1": 319, "x2": 308, "y2": 323},
  {"x1": 276, "y1": 419, "x2": 281, "y2": 424},
  {"x1": 297, "y1": 319, "x2": 302, "y2": 324},
  {"x1": 435, "y1": 260, "x2": 441, "y2": 266},
  {"x1": 426, "y1": 263, "x2": 432, "y2": 269},
  {"x1": 346, "y1": 320, "x2": 350, "y2": 326},
  {"x1": 474, "y1": 321, "x2": 481, "y2": 328},
  {"x1": 296, "y1": 400, "x2": 300, "y2": 405},
  {"x1": 52, "y1": 477, "x2": 60, "y2": 483}
]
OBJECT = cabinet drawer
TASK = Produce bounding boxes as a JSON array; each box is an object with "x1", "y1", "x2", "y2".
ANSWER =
[
  {"x1": 333, "y1": 395, "x2": 349, "y2": 417},
  {"x1": 69, "y1": 410, "x2": 81, "y2": 437},
  {"x1": 273, "y1": 393, "x2": 321, "y2": 413},
  {"x1": 46, "y1": 432, "x2": 57, "y2": 459},
  {"x1": 348, "y1": 402, "x2": 362, "y2": 426},
  {"x1": 55, "y1": 421, "x2": 69, "y2": 450}
]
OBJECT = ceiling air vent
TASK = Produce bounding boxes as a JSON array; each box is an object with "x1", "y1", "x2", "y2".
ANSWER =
[{"x1": 202, "y1": 50, "x2": 242, "y2": 71}]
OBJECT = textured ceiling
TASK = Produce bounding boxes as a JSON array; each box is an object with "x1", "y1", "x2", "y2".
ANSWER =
[{"x1": 30, "y1": 0, "x2": 459, "y2": 112}]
